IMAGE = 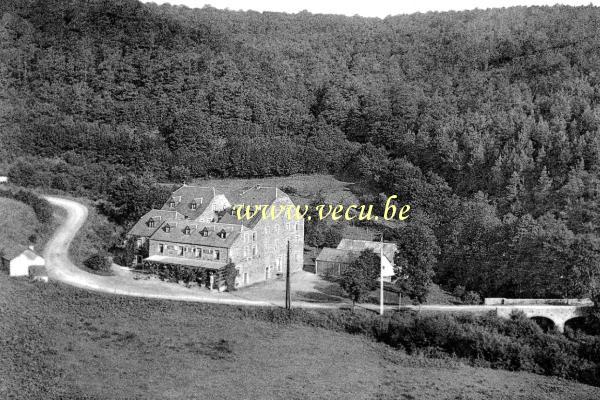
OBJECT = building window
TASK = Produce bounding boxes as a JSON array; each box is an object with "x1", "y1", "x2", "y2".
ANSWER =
[
  {"x1": 218, "y1": 229, "x2": 227, "y2": 239},
  {"x1": 191, "y1": 203, "x2": 197, "y2": 210},
  {"x1": 200, "y1": 227, "x2": 209, "y2": 237},
  {"x1": 148, "y1": 218, "x2": 155, "y2": 228},
  {"x1": 253, "y1": 246, "x2": 257, "y2": 256},
  {"x1": 252, "y1": 232, "x2": 257, "y2": 241},
  {"x1": 159, "y1": 244, "x2": 164, "y2": 254},
  {"x1": 215, "y1": 250, "x2": 220, "y2": 260},
  {"x1": 184, "y1": 226, "x2": 191, "y2": 235},
  {"x1": 164, "y1": 224, "x2": 171, "y2": 233},
  {"x1": 136, "y1": 238, "x2": 142, "y2": 248},
  {"x1": 179, "y1": 247, "x2": 184, "y2": 256}
]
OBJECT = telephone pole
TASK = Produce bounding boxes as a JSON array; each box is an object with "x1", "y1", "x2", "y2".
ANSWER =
[
  {"x1": 285, "y1": 240, "x2": 291, "y2": 310},
  {"x1": 380, "y1": 233, "x2": 384, "y2": 316}
]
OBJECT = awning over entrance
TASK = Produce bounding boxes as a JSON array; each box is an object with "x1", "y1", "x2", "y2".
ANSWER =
[{"x1": 143, "y1": 255, "x2": 227, "y2": 270}]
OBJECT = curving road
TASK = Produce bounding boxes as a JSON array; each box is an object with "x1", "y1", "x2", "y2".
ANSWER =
[
  {"x1": 42, "y1": 196, "x2": 590, "y2": 324},
  {"x1": 43, "y1": 196, "x2": 278, "y2": 307}
]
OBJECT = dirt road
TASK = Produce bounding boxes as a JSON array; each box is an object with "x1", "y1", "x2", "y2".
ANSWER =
[{"x1": 43, "y1": 196, "x2": 279, "y2": 307}]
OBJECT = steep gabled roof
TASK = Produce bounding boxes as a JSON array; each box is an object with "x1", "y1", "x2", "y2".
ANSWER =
[
  {"x1": 0, "y1": 241, "x2": 41, "y2": 261},
  {"x1": 127, "y1": 209, "x2": 184, "y2": 237},
  {"x1": 216, "y1": 186, "x2": 290, "y2": 228},
  {"x1": 161, "y1": 185, "x2": 216, "y2": 219}
]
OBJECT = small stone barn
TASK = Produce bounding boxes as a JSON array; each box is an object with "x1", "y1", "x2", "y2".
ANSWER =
[
  {"x1": 315, "y1": 248, "x2": 361, "y2": 276},
  {"x1": 29, "y1": 265, "x2": 49, "y2": 282},
  {"x1": 0, "y1": 243, "x2": 45, "y2": 277}
]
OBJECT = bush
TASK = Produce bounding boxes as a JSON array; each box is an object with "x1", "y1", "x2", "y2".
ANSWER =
[
  {"x1": 462, "y1": 291, "x2": 482, "y2": 305},
  {"x1": 223, "y1": 263, "x2": 238, "y2": 291},
  {"x1": 83, "y1": 254, "x2": 112, "y2": 272}
]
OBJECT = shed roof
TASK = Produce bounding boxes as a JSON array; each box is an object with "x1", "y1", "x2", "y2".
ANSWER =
[
  {"x1": 29, "y1": 265, "x2": 48, "y2": 276},
  {"x1": 337, "y1": 239, "x2": 397, "y2": 263},
  {"x1": 315, "y1": 248, "x2": 361, "y2": 264}
]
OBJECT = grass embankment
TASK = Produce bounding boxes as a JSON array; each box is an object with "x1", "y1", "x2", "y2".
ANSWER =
[
  {"x1": 55, "y1": 198, "x2": 123, "y2": 274},
  {"x1": 0, "y1": 193, "x2": 52, "y2": 251},
  {"x1": 1, "y1": 275, "x2": 598, "y2": 400},
  {"x1": 0, "y1": 198, "x2": 42, "y2": 246}
]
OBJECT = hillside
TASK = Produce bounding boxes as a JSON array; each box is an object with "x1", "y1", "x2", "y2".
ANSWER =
[
  {"x1": 3, "y1": 1, "x2": 600, "y2": 301},
  {"x1": 0, "y1": 197, "x2": 40, "y2": 247},
  {"x1": 1, "y1": 274, "x2": 599, "y2": 400}
]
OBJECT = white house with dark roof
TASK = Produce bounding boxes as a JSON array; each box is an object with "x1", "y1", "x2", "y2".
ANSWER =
[
  {"x1": 127, "y1": 185, "x2": 304, "y2": 289},
  {"x1": 0, "y1": 243, "x2": 45, "y2": 277}
]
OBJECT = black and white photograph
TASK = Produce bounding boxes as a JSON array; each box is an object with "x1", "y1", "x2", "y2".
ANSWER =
[{"x1": 3, "y1": 0, "x2": 600, "y2": 398}]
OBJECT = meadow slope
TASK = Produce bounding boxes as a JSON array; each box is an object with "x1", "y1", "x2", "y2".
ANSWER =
[{"x1": 1, "y1": 275, "x2": 599, "y2": 400}]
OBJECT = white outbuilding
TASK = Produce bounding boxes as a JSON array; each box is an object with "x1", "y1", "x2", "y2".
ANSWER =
[{"x1": 0, "y1": 244, "x2": 45, "y2": 277}]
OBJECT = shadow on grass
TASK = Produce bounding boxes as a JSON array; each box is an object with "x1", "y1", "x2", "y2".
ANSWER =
[{"x1": 296, "y1": 281, "x2": 346, "y2": 303}]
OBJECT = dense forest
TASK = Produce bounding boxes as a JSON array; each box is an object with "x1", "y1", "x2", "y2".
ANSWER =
[{"x1": 3, "y1": 0, "x2": 600, "y2": 299}]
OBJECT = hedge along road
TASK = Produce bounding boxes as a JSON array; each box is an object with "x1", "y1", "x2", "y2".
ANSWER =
[{"x1": 43, "y1": 196, "x2": 354, "y2": 309}]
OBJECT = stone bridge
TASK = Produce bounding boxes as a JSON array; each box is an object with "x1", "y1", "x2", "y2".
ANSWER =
[
  {"x1": 493, "y1": 305, "x2": 589, "y2": 332},
  {"x1": 398, "y1": 299, "x2": 594, "y2": 332}
]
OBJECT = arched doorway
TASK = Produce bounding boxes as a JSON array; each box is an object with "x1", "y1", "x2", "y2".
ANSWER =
[{"x1": 530, "y1": 316, "x2": 555, "y2": 332}]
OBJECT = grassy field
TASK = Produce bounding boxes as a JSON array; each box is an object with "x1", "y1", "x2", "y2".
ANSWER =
[
  {"x1": 0, "y1": 197, "x2": 42, "y2": 249},
  {"x1": 1, "y1": 275, "x2": 599, "y2": 400}
]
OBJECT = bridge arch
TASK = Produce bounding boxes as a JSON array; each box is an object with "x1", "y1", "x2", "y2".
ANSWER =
[
  {"x1": 530, "y1": 316, "x2": 556, "y2": 332},
  {"x1": 564, "y1": 316, "x2": 587, "y2": 332}
]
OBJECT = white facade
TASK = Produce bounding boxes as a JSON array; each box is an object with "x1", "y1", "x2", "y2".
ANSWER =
[{"x1": 4, "y1": 250, "x2": 45, "y2": 277}]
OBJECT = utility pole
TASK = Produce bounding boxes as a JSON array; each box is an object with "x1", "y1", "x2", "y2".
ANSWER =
[
  {"x1": 380, "y1": 233, "x2": 384, "y2": 316},
  {"x1": 285, "y1": 240, "x2": 291, "y2": 310}
]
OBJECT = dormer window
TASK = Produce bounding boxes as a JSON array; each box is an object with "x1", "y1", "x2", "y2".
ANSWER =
[
  {"x1": 148, "y1": 218, "x2": 155, "y2": 228},
  {"x1": 164, "y1": 224, "x2": 171, "y2": 233},
  {"x1": 191, "y1": 202, "x2": 197, "y2": 210},
  {"x1": 217, "y1": 229, "x2": 227, "y2": 239},
  {"x1": 184, "y1": 226, "x2": 191, "y2": 235},
  {"x1": 200, "y1": 227, "x2": 209, "y2": 237},
  {"x1": 169, "y1": 201, "x2": 175, "y2": 208}
]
